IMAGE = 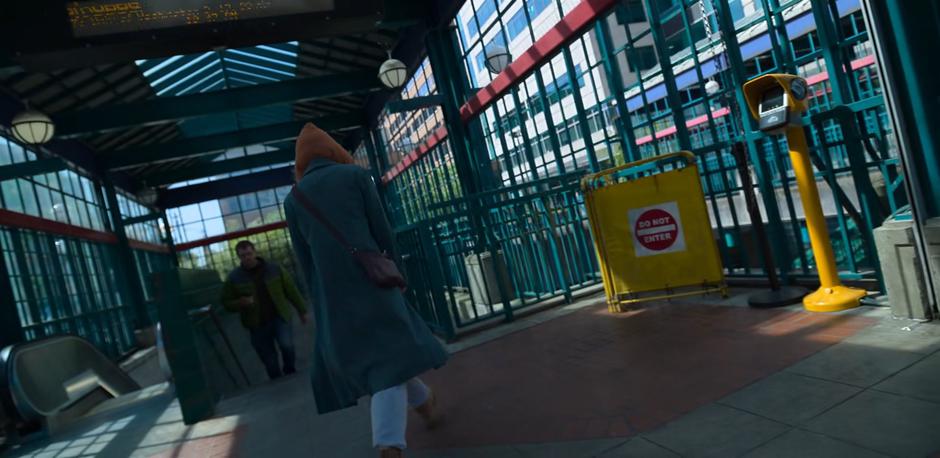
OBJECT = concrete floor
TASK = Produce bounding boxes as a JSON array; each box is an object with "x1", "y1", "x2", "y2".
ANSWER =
[{"x1": 7, "y1": 289, "x2": 940, "y2": 458}]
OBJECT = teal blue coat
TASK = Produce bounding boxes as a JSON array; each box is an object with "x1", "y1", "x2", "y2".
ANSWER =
[{"x1": 284, "y1": 159, "x2": 448, "y2": 414}]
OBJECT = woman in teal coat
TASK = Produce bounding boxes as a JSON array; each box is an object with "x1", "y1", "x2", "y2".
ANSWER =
[{"x1": 284, "y1": 123, "x2": 448, "y2": 457}]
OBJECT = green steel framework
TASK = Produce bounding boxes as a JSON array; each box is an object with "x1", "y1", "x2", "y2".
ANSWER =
[
  {"x1": 379, "y1": 0, "x2": 909, "y2": 337},
  {"x1": 1, "y1": 0, "x2": 932, "y2": 348},
  {"x1": 0, "y1": 138, "x2": 174, "y2": 357}
]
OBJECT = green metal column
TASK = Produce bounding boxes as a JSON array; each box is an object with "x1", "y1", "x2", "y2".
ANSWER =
[
  {"x1": 0, "y1": 247, "x2": 25, "y2": 349},
  {"x1": 371, "y1": 128, "x2": 391, "y2": 173},
  {"x1": 764, "y1": 0, "x2": 797, "y2": 74},
  {"x1": 362, "y1": 128, "x2": 390, "y2": 209},
  {"x1": 363, "y1": 128, "x2": 383, "y2": 183},
  {"x1": 102, "y1": 175, "x2": 151, "y2": 328},
  {"x1": 809, "y1": 0, "x2": 852, "y2": 104},
  {"x1": 562, "y1": 49, "x2": 601, "y2": 171},
  {"x1": 521, "y1": 1, "x2": 570, "y2": 172},
  {"x1": 418, "y1": 224, "x2": 457, "y2": 340},
  {"x1": 369, "y1": 128, "x2": 401, "y2": 217},
  {"x1": 713, "y1": 0, "x2": 794, "y2": 282},
  {"x1": 153, "y1": 269, "x2": 216, "y2": 424},
  {"x1": 509, "y1": 89, "x2": 543, "y2": 181},
  {"x1": 861, "y1": 0, "x2": 940, "y2": 310},
  {"x1": 864, "y1": 0, "x2": 940, "y2": 218},
  {"x1": 595, "y1": 15, "x2": 639, "y2": 163},
  {"x1": 426, "y1": 27, "x2": 489, "y2": 195},
  {"x1": 426, "y1": 25, "x2": 516, "y2": 321},
  {"x1": 161, "y1": 211, "x2": 180, "y2": 268},
  {"x1": 643, "y1": 0, "x2": 693, "y2": 151},
  {"x1": 7, "y1": 230, "x2": 43, "y2": 339}
]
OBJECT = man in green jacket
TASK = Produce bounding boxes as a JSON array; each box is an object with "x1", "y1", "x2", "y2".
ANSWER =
[{"x1": 222, "y1": 240, "x2": 308, "y2": 380}]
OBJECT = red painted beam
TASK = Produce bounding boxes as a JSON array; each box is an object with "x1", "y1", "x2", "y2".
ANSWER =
[
  {"x1": 175, "y1": 221, "x2": 289, "y2": 251},
  {"x1": 459, "y1": 0, "x2": 617, "y2": 121},
  {"x1": 805, "y1": 54, "x2": 876, "y2": 86},
  {"x1": 128, "y1": 240, "x2": 171, "y2": 254},
  {"x1": 1, "y1": 208, "x2": 118, "y2": 244},
  {"x1": 381, "y1": 125, "x2": 449, "y2": 184},
  {"x1": 380, "y1": 0, "x2": 616, "y2": 184},
  {"x1": 0, "y1": 208, "x2": 172, "y2": 253}
]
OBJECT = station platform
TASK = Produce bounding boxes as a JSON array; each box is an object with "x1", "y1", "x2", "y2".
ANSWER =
[{"x1": 8, "y1": 289, "x2": 940, "y2": 457}]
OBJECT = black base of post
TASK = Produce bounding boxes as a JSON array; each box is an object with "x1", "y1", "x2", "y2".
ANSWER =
[{"x1": 748, "y1": 286, "x2": 809, "y2": 308}]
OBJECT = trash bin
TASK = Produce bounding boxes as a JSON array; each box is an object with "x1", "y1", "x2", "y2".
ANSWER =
[{"x1": 464, "y1": 251, "x2": 514, "y2": 306}]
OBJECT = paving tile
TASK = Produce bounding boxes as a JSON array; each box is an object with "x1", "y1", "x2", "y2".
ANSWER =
[
  {"x1": 410, "y1": 445, "x2": 525, "y2": 458},
  {"x1": 843, "y1": 324, "x2": 940, "y2": 355},
  {"x1": 513, "y1": 438, "x2": 629, "y2": 457},
  {"x1": 805, "y1": 390, "x2": 940, "y2": 457},
  {"x1": 50, "y1": 446, "x2": 85, "y2": 458},
  {"x1": 642, "y1": 404, "x2": 789, "y2": 458},
  {"x1": 414, "y1": 303, "x2": 872, "y2": 448},
  {"x1": 3, "y1": 295, "x2": 886, "y2": 457},
  {"x1": 27, "y1": 452, "x2": 60, "y2": 458},
  {"x1": 80, "y1": 442, "x2": 109, "y2": 455},
  {"x1": 873, "y1": 351, "x2": 940, "y2": 403},
  {"x1": 785, "y1": 342, "x2": 924, "y2": 387},
  {"x1": 719, "y1": 372, "x2": 861, "y2": 425},
  {"x1": 595, "y1": 437, "x2": 681, "y2": 457},
  {"x1": 743, "y1": 429, "x2": 888, "y2": 457}
]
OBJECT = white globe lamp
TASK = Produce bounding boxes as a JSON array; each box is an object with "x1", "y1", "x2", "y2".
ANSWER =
[
  {"x1": 484, "y1": 45, "x2": 512, "y2": 74},
  {"x1": 704, "y1": 79, "x2": 721, "y2": 96},
  {"x1": 11, "y1": 109, "x2": 55, "y2": 145},
  {"x1": 378, "y1": 55, "x2": 408, "y2": 89},
  {"x1": 138, "y1": 187, "x2": 159, "y2": 206}
]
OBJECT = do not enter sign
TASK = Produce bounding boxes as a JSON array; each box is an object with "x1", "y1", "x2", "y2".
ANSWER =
[
  {"x1": 635, "y1": 209, "x2": 678, "y2": 251},
  {"x1": 628, "y1": 201, "x2": 687, "y2": 257}
]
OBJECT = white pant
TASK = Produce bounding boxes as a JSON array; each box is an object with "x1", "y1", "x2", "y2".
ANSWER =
[{"x1": 370, "y1": 378, "x2": 431, "y2": 449}]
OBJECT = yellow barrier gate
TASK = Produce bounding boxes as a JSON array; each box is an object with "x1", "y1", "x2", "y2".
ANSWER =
[{"x1": 582, "y1": 152, "x2": 727, "y2": 312}]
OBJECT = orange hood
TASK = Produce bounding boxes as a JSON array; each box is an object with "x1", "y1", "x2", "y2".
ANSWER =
[{"x1": 294, "y1": 123, "x2": 354, "y2": 181}]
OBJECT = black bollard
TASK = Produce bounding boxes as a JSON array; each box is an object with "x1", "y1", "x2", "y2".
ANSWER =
[{"x1": 732, "y1": 142, "x2": 807, "y2": 307}]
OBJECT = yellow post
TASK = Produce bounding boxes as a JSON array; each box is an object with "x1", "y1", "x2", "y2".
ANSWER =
[{"x1": 785, "y1": 126, "x2": 866, "y2": 312}]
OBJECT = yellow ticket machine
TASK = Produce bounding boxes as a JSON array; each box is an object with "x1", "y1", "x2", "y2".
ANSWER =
[{"x1": 743, "y1": 74, "x2": 866, "y2": 312}]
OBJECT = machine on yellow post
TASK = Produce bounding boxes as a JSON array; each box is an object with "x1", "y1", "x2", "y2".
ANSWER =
[{"x1": 742, "y1": 74, "x2": 867, "y2": 312}]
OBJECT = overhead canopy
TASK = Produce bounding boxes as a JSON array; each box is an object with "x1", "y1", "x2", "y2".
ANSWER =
[{"x1": 0, "y1": 0, "x2": 457, "y2": 202}]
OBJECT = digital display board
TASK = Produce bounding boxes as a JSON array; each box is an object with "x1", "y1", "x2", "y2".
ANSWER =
[{"x1": 67, "y1": 0, "x2": 335, "y2": 37}]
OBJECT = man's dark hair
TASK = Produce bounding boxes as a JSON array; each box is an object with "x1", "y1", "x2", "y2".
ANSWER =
[{"x1": 235, "y1": 240, "x2": 255, "y2": 252}]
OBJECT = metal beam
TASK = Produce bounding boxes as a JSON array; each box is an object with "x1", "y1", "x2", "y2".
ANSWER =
[
  {"x1": 102, "y1": 175, "x2": 151, "y2": 327},
  {"x1": 387, "y1": 95, "x2": 443, "y2": 113},
  {"x1": 459, "y1": 0, "x2": 617, "y2": 121},
  {"x1": 0, "y1": 94, "x2": 139, "y2": 192},
  {"x1": 122, "y1": 213, "x2": 162, "y2": 226},
  {"x1": 104, "y1": 114, "x2": 360, "y2": 170},
  {"x1": 0, "y1": 244, "x2": 25, "y2": 349},
  {"x1": 3, "y1": 2, "x2": 411, "y2": 71},
  {"x1": 0, "y1": 158, "x2": 66, "y2": 180},
  {"x1": 55, "y1": 71, "x2": 380, "y2": 137},
  {"x1": 643, "y1": 0, "x2": 691, "y2": 151},
  {"x1": 159, "y1": 166, "x2": 294, "y2": 208},
  {"x1": 144, "y1": 147, "x2": 295, "y2": 186},
  {"x1": 175, "y1": 221, "x2": 288, "y2": 251}
]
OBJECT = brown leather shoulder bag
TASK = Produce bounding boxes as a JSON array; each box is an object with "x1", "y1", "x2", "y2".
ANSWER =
[{"x1": 290, "y1": 186, "x2": 406, "y2": 289}]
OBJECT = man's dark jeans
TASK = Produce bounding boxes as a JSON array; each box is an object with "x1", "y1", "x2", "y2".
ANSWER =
[{"x1": 249, "y1": 317, "x2": 296, "y2": 379}]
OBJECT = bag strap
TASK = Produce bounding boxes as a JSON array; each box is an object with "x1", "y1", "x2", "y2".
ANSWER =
[{"x1": 290, "y1": 185, "x2": 356, "y2": 254}]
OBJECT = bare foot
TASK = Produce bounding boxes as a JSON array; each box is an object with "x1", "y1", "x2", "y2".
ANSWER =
[
  {"x1": 379, "y1": 447, "x2": 402, "y2": 458},
  {"x1": 414, "y1": 391, "x2": 441, "y2": 429}
]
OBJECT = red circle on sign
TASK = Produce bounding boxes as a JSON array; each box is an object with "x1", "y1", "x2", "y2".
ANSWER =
[{"x1": 635, "y1": 208, "x2": 678, "y2": 251}]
